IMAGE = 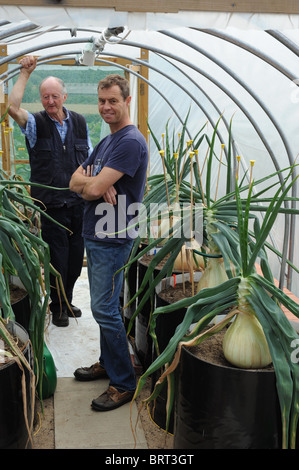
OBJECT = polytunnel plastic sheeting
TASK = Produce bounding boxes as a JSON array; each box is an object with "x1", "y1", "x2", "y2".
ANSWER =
[
  {"x1": 2, "y1": 27, "x2": 298, "y2": 173},
  {"x1": 0, "y1": 20, "x2": 298, "y2": 296},
  {"x1": 1, "y1": 7, "x2": 299, "y2": 31},
  {"x1": 141, "y1": 32, "x2": 299, "y2": 296},
  {"x1": 143, "y1": 30, "x2": 298, "y2": 147},
  {"x1": 121, "y1": 29, "x2": 299, "y2": 292}
]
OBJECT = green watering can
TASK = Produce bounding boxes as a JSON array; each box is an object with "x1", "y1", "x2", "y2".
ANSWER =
[{"x1": 40, "y1": 342, "x2": 57, "y2": 399}]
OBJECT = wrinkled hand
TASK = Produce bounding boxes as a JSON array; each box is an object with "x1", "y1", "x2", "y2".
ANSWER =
[{"x1": 19, "y1": 55, "x2": 37, "y2": 75}]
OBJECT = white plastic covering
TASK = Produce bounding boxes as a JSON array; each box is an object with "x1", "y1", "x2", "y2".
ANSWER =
[
  {"x1": 0, "y1": 8, "x2": 298, "y2": 295},
  {"x1": 1, "y1": 6, "x2": 299, "y2": 31}
]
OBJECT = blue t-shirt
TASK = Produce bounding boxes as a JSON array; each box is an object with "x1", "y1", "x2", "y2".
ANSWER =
[{"x1": 82, "y1": 125, "x2": 148, "y2": 243}]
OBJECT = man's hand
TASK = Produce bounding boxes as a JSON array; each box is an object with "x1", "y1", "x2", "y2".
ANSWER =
[
  {"x1": 8, "y1": 55, "x2": 38, "y2": 127},
  {"x1": 19, "y1": 55, "x2": 37, "y2": 76},
  {"x1": 103, "y1": 185, "x2": 117, "y2": 205},
  {"x1": 82, "y1": 165, "x2": 117, "y2": 205},
  {"x1": 83, "y1": 165, "x2": 93, "y2": 177}
]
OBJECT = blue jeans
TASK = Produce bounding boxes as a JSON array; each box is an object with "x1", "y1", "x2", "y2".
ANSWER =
[{"x1": 85, "y1": 238, "x2": 136, "y2": 392}]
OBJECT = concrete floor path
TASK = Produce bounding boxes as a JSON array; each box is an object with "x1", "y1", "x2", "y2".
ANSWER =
[{"x1": 45, "y1": 268, "x2": 147, "y2": 450}]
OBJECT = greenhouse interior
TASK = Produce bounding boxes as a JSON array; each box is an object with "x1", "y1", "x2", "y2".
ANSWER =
[{"x1": 0, "y1": 0, "x2": 299, "y2": 452}]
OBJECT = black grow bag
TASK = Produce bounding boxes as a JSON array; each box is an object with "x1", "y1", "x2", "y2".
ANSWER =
[
  {"x1": 10, "y1": 277, "x2": 57, "y2": 399},
  {"x1": 0, "y1": 321, "x2": 34, "y2": 449},
  {"x1": 174, "y1": 345, "x2": 299, "y2": 449},
  {"x1": 150, "y1": 273, "x2": 201, "y2": 434},
  {"x1": 150, "y1": 282, "x2": 186, "y2": 433},
  {"x1": 135, "y1": 253, "x2": 164, "y2": 369},
  {"x1": 135, "y1": 253, "x2": 190, "y2": 370},
  {"x1": 123, "y1": 243, "x2": 147, "y2": 335},
  {"x1": 11, "y1": 293, "x2": 30, "y2": 333}
]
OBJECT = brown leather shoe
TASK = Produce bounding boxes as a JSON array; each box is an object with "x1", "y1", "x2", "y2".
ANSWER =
[
  {"x1": 91, "y1": 386, "x2": 135, "y2": 411},
  {"x1": 74, "y1": 362, "x2": 108, "y2": 381}
]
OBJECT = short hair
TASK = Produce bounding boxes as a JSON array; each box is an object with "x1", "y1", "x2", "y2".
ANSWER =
[
  {"x1": 97, "y1": 74, "x2": 130, "y2": 100},
  {"x1": 39, "y1": 76, "x2": 67, "y2": 96}
]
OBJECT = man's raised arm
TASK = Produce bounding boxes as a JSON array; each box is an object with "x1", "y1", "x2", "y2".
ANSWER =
[{"x1": 8, "y1": 55, "x2": 37, "y2": 128}]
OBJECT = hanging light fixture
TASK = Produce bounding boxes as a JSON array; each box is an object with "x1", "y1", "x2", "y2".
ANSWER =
[{"x1": 77, "y1": 27, "x2": 125, "y2": 66}]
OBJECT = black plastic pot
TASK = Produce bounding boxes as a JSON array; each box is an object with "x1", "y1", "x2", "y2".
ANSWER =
[
  {"x1": 134, "y1": 252, "x2": 162, "y2": 369},
  {"x1": 135, "y1": 251, "x2": 191, "y2": 369},
  {"x1": 174, "y1": 344, "x2": 299, "y2": 449},
  {"x1": 123, "y1": 265, "x2": 137, "y2": 335},
  {"x1": 0, "y1": 321, "x2": 34, "y2": 449},
  {"x1": 123, "y1": 242, "x2": 147, "y2": 336},
  {"x1": 150, "y1": 273, "x2": 201, "y2": 434},
  {"x1": 10, "y1": 276, "x2": 57, "y2": 399},
  {"x1": 10, "y1": 276, "x2": 31, "y2": 333}
]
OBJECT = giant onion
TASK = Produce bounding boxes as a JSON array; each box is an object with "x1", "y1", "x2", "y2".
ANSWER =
[
  {"x1": 223, "y1": 278, "x2": 272, "y2": 369},
  {"x1": 196, "y1": 256, "x2": 228, "y2": 291},
  {"x1": 173, "y1": 240, "x2": 205, "y2": 272}
]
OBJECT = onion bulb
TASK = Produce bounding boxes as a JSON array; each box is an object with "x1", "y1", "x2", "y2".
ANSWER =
[
  {"x1": 174, "y1": 240, "x2": 205, "y2": 272},
  {"x1": 223, "y1": 308, "x2": 272, "y2": 369},
  {"x1": 196, "y1": 257, "x2": 228, "y2": 292}
]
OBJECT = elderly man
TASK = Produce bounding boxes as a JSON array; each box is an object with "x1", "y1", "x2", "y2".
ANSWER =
[{"x1": 8, "y1": 55, "x2": 93, "y2": 327}]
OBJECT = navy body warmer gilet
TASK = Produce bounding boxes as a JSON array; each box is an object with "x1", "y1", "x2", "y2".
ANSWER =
[{"x1": 26, "y1": 110, "x2": 89, "y2": 209}]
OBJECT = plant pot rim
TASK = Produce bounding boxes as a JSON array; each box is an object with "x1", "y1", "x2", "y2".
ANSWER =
[
  {"x1": 0, "y1": 320, "x2": 29, "y2": 369},
  {"x1": 182, "y1": 344, "x2": 275, "y2": 375},
  {"x1": 9, "y1": 278, "x2": 28, "y2": 304},
  {"x1": 155, "y1": 271, "x2": 202, "y2": 295}
]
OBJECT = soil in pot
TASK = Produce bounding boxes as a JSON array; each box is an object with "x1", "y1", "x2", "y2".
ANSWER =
[
  {"x1": 174, "y1": 327, "x2": 298, "y2": 449},
  {"x1": 155, "y1": 280, "x2": 194, "y2": 352},
  {"x1": 135, "y1": 251, "x2": 194, "y2": 367}
]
